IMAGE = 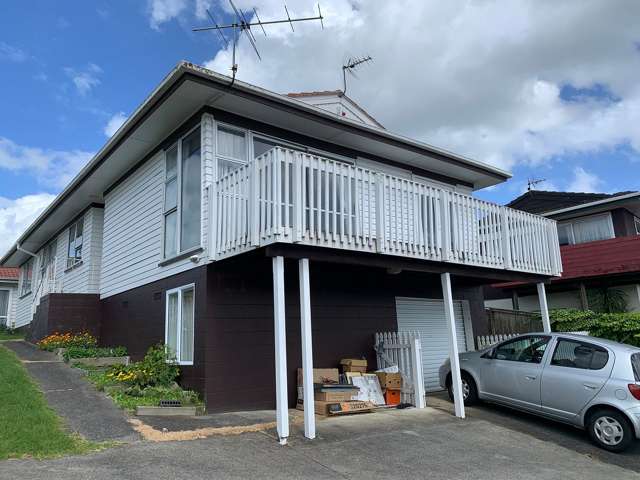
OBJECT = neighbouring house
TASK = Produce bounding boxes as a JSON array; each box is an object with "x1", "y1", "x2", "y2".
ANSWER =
[
  {"x1": 0, "y1": 267, "x2": 19, "y2": 329},
  {"x1": 0, "y1": 62, "x2": 561, "y2": 441},
  {"x1": 486, "y1": 190, "x2": 640, "y2": 313}
]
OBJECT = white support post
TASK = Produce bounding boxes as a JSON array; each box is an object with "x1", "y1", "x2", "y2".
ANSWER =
[
  {"x1": 272, "y1": 256, "x2": 289, "y2": 444},
  {"x1": 299, "y1": 258, "x2": 315, "y2": 439},
  {"x1": 410, "y1": 337, "x2": 426, "y2": 409},
  {"x1": 441, "y1": 272, "x2": 465, "y2": 419},
  {"x1": 537, "y1": 282, "x2": 551, "y2": 333}
]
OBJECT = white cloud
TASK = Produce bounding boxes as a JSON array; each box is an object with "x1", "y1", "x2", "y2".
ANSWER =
[
  {"x1": 567, "y1": 167, "x2": 603, "y2": 193},
  {"x1": 64, "y1": 63, "x2": 102, "y2": 96},
  {"x1": 0, "y1": 42, "x2": 28, "y2": 62},
  {"x1": 0, "y1": 137, "x2": 93, "y2": 190},
  {"x1": 104, "y1": 112, "x2": 128, "y2": 137},
  {"x1": 148, "y1": 0, "x2": 189, "y2": 29},
  {"x1": 198, "y1": 0, "x2": 640, "y2": 174},
  {"x1": 0, "y1": 194, "x2": 56, "y2": 255}
]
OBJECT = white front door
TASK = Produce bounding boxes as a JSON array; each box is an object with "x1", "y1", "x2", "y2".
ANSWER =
[{"x1": 395, "y1": 297, "x2": 473, "y2": 391}]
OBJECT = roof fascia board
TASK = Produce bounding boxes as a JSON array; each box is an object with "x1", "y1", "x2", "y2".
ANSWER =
[{"x1": 542, "y1": 192, "x2": 640, "y2": 217}]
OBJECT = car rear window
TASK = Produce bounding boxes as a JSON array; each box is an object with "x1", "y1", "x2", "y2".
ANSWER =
[{"x1": 632, "y1": 353, "x2": 640, "y2": 382}]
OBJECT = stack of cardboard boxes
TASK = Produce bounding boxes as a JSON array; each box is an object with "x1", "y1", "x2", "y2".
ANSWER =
[{"x1": 375, "y1": 372, "x2": 402, "y2": 406}]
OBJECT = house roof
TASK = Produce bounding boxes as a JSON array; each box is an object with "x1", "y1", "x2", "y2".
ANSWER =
[
  {"x1": 507, "y1": 190, "x2": 636, "y2": 215},
  {"x1": 0, "y1": 61, "x2": 511, "y2": 268},
  {"x1": 286, "y1": 90, "x2": 385, "y2": 129},
  {"x1": 493, "y1": 235, "x2": 640, "y2": 289},
  {"x1": 0, "y1": 267, "x2": 19, "y2": 281}
]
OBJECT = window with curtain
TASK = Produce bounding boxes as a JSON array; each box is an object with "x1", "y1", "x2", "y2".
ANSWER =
[
  {"x1": 20, "y1": 258, "x2": 33, "y2": 296},
  {"x1": 165, "y1": 284, "x2": 195, "y2": 364},
  {"x1": 0, "y1": 290, "x2": 9, "y2": 326},
  {"x1": 163, "y1": 127, "x2": 201, "y2": 258},
  {"x1": 216, "y1": 126, "x2": 247, "y2": 179},
  {"x1": 40, "y1": 240, "x2": 57, "y2": 279},
  {"x1": 556, "y1": 213, "x2": 614, "y2": 246},
  {"x1": 67, "y1": 218, "x2": 84, "y2": 268}
]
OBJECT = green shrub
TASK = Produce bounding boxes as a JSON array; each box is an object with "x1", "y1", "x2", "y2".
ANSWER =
[
  {"x1": 63, "y1": 346, "x2": 127, "y2": 361},
  {"x1": 105, "y1": 344, "x2": 179, "y2": 388},
  {"x1": 548, "y1": 309, "x2": 640, "y2": 347}
]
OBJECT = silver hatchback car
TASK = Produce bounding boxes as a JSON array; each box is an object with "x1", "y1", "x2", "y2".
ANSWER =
[{"x1": 439, "y1": 333, "x2": 640, "y2": 452}]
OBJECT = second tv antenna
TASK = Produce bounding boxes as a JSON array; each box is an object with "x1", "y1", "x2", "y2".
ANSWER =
[{"x1": 193, "y1": 1, "x2": 324, "y2": 85}]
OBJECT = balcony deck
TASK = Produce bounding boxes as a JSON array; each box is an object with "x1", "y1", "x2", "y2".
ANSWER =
[{"x1": 210, "y1": 147, "x2": 562, "y2": 278}]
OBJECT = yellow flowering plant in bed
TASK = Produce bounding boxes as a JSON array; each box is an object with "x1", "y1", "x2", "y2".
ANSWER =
[{"x1": 37, "y1": 332, "x2": 97, "y2": 351}]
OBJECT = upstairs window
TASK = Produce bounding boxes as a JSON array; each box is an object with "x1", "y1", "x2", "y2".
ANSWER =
[
  {"x1": 67, "y1": 218, "x2": 84, "y2": 268},
  {"x1": 165, "y1": 284, "x2": 195, "y2": 365},
  {"x1": 163, "y1": 127, "x2": 201, "y2": 258},
  {"x1": 20, "y1": 258, "x2": 33, "y2": 296},
  {"x1": 556, "y1": 213, "x2": 614, "y2": 246},
  {"x1": 216, "y1": 126, "x2": 247, "y2": 178}
]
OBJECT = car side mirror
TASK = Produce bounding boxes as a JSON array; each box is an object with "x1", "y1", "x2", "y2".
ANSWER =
[{"x1": 481, "y1": 349, "x2": 495, "y2": 360}]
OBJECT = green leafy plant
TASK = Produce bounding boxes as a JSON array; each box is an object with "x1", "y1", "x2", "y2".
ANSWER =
[
  {"x1": 105, "y1": 344, "x2": 179, "y2": 388},
  {"x1": 63, "y1": 346, "x2": 127, "y2": 361},
  {"x1": 587, "y1": 287, "x2": 628, "y2": 313},
  {"x1": 547, "y1": 309, "x2": 640, "y2": 347}
]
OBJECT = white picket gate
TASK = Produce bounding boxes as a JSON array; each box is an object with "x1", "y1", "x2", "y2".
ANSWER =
[{"x1": 374, "y1": 332, "x2": 426, "y2": 408}]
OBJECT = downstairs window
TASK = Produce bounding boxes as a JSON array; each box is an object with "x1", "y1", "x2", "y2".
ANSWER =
[{"x1": 165, "y1": 284, "x2": 195, "y2": 365}]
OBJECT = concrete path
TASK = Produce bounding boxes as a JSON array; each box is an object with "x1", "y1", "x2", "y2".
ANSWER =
[
  {"x1": 428, "y1": 392, "x2": 640, "y2": 474},
  {"x1": 3, "y1": 341, "x2": 138, "y2": 443},
  {"x1": 1, "y1": 405, "x2": 638, "y2": 479}
]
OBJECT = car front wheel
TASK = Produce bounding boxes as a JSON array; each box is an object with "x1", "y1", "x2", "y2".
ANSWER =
[
  {"x1": 448, "y1": 373, "x2": 478, "y2": 405},
  {"x1": 587, "y1": 409, "x2": 634, "y2": 453}
]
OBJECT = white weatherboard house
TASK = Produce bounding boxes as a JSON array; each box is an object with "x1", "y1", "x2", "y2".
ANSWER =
[{"x1": 0, "y1": 62, "x2": 562, "y2": 443}]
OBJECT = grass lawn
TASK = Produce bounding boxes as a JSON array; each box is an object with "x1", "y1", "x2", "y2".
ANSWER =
[
  {"x1": 0, "y1": 330, "x2": 24, "y2": 341},
  {"x1": 0, "y1": 345, "x2": 100, "y2": 460}
]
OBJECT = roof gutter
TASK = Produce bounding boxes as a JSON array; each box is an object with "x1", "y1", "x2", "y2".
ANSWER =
[
  {"x1": 16, "y1": 243, "x2": 38, "y2": 259},
  {"x1": 541, "y1": 191, "x2": 640, "y2": 217}
]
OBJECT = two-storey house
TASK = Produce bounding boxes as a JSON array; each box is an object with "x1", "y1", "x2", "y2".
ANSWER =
[
  {"x1": 486, "y1": 190, "x2": 640, "y2": 313},
  {"x1": 1, "y1": 62, "x2": 561, "y2": 443}
]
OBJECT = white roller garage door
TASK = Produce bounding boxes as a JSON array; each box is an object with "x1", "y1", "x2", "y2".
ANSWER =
[{"x1": 395, "y1": 297, "x2": 473, "y2": 392}]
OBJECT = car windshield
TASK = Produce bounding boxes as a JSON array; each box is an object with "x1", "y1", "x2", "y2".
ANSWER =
[{"x1": 632, "y1": 353, "x2": 640, "y2": 382}]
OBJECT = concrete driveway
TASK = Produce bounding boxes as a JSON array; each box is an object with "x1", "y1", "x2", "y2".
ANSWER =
[
  {"x1": 2, "y1": 405, "x2": 638, "y2": 479},
  {"x1": 429, "y1": 392, "x2": 640, "y2": 474}
]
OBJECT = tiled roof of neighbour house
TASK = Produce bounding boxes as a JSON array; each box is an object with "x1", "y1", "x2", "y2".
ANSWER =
[
  {"x1": 0, "y1": 267, "x2": 19, "y2": 281},
  {"x1": 507, "y1": 190, "x2": 635, "y2": 215},
  {"x1": 493, "y1": 235, "x2": 640, "y2": 289}
]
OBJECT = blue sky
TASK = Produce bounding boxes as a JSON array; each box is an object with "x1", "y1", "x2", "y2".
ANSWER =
[{"x1": 0, "y1": 0, "x2": 639, "y2": 253}]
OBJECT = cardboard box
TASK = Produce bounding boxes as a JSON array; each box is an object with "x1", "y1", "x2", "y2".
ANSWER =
[
  {"x1": 340, "y1": 358, "x2": 367, "y2": 373},
  {"x1": 315, "y1": 390, "x2": 358, "y2": 402},
  {"x1": 312, "y1": 400, "x2": 375, "y2": 416},
  {"x1": 376, "y1": 372, "x2": 402, "y2": 389},
  {"x1": 384, "y1": 389, "x2": 401, "y2": 406},
  {"x1": 297, "y1": 368, "x2": 340, "y2": 386}
]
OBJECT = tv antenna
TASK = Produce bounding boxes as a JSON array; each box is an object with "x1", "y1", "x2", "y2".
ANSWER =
[
  {"x1": 193, "y1": 1, "x2": 324, "y2": 86},
  {"x1": 342, "y1": 55, "x2": 372, "y2": 95},
  {"x1": 527, "y1": 178, "x2": 546, "y2": 191}
]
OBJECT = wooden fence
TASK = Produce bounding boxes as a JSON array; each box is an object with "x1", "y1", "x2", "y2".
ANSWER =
[
  {"x1": 374, "y1": 332, "x2": 426, "y2": 408},
  {"x1": 486, "y1": 308, "x2": 543, "y2": 335}
]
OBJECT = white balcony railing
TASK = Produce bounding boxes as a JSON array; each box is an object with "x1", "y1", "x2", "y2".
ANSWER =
[{"x1": 211, "y1": 147, "x2": 562, "y2": 277}]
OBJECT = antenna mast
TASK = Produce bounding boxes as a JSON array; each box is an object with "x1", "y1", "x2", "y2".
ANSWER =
[
  {"x1": 193, "y1": 2, "x2": 324, "y2": 86},
  {"x1": 527, "y1": 178, "x2": 546, "y2": 191},
  {"x1": 342, "y1": 55, "x2": 372, "y2": 95}
]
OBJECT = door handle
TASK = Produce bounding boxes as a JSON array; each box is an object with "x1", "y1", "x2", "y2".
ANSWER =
[
  {"x1": 525, "y1": 375, "x2": 537, "y2": 381},
  {"x1": 583, "y1": 384, "x2": 598, "y2": 390}
]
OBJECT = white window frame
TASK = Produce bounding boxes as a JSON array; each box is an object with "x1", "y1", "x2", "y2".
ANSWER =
[
  {"x1": 215, "y1": 122, "x2": 250, "y2": 179},
  {"x1": 67, "y1": 218, "x2": 84, "y2": 269},
  {"x1": 0, "y1": 288, "x2": 10, "y2": 326},
  {"x1": 557, "y1": 212, "x2": 615, "y2": 246},
  {"x1": 161, "y1": 125, "x2": 202, "y2": 259},
  {"x1": 164, "y1": 284, "x2": 195, "y2": 366},
  {"x1": 635, "y1": 217, "x2": 640, "y2": 235},
  {"x1": 20, "y1": 258, "x2": 34, "y2": 296}
]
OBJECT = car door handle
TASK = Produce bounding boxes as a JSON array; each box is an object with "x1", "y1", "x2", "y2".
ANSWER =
[
  {"x1": 524, "y1": 375, "x2": 537, "y2": 381},
  {"x1": 583, "y1": 384, "x2": 598, "y2": 390}
]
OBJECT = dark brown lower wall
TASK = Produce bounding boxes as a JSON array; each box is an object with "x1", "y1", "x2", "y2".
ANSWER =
[
  {"x1": 99, "y1": 266, "x2": 209, "y2": 395},
  {"x1": 26, "y1": 293, "x2": 101, "y2": 343},
  {"x1": 98, "y1": 254, "x2": 488, "y2": 413}
]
